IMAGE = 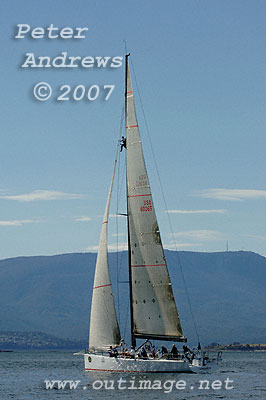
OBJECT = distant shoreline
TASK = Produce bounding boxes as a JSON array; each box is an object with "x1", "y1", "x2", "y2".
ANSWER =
[
  {"x1": 206, "y1": 343, "x2": 266, "y2": 352},
  {"x1": 0, "y1": 331, "x2": 86, "y2": 351}
]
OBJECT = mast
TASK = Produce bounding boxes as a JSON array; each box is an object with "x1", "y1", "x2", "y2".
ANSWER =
[{"x1": 125, "y1": 53, "x2": 136, "y2": 348}]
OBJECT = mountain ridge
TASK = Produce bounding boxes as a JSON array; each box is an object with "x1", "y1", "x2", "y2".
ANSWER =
[{"x1": 0, "y1": 250, "x2": 265, "y2": 346}]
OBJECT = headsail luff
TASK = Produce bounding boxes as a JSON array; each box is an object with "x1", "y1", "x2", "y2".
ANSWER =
[
  {"x1": 126, "y1": 57, "x2": 186, "y2": 342},
  {"x1": 89, "y1": 145, "x2": 121, "y2": 350}
]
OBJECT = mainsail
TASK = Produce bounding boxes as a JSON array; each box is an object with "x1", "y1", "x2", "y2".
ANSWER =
[
  {"x1": 89, "y1": 146, "x2": 121, "y2": 350},
  {"x1": 125, "y1": 56, "x2": 186, "y2": 343}
]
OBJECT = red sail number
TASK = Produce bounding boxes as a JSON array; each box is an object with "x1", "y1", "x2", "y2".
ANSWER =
[{"x1": 140, "y1": 199, "x2": 152, "y2": 212}]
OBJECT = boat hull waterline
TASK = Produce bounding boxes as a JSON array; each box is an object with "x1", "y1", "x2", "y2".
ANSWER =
[{"x1": 84, "y1": 353, "x2": 203, "y2": 373}]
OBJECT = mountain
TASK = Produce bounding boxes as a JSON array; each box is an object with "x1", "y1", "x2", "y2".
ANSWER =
[
  {"x1": 0, "y1": 331, "x2": 86, "y2": 350},
  {"x1": 0, "y1": 250, "x2": 265, "y2": 346}
]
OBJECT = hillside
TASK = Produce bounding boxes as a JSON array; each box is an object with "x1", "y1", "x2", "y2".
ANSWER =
[
  {"x1": 0, "y1": 331, "x2": 86, "y2": 350},
  {"x1": 0, "y1": 250, "x2": 265, "y2": 346}
]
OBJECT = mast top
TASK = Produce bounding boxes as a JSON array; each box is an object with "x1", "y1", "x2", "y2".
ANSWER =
[{"x1": 125, "y1": 53, "x2": 130, "y2": 64}]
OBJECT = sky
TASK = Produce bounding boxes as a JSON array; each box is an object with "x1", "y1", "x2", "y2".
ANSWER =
[{"x1": 0, "y1": 0, "x2": 266, "y2": 259}]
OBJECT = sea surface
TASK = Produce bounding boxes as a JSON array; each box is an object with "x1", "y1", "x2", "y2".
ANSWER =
[{"x1": 1, "y1": 350, "x2": 266, "y2": 399}]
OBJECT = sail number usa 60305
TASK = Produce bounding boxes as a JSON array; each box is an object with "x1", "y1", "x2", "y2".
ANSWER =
[{"x1": 140, "y1": 199, "x2": 153, "y2": 212}]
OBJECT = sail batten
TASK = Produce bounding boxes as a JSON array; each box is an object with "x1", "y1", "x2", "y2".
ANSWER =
[
  {"x1": 126, "y1": 57, "x2": 185, "y2": 342},
  {"x1": 134, "y1": 334, "x2": 187, "y2": 342}
]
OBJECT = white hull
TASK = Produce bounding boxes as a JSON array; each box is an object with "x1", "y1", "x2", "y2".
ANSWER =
[
  {"x1": 189, "y1": 357, "x2": 220, "y2": 373},
  {"x1": 84, "y1": 353, "x2": 192, "y2": 373}
]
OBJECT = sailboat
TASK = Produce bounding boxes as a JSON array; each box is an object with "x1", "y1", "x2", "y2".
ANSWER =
[{"x1": 84, "y1": 54, "x2": 221, "y2": 373}]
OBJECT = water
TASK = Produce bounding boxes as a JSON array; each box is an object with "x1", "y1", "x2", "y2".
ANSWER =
[{"x1": 1, "y1": 351, "x2": 266, "y2": 399}]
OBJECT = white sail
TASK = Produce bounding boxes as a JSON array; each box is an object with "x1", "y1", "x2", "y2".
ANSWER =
[
  {"x1": 89, "y1": 147, "x2": 121, "y2": 350},
  {"x1": 126, "y1": 58, "x2": 185, "y2": 341}
]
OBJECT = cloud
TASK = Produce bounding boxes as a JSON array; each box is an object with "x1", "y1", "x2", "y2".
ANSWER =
[
  {"x1": 195, "y1": 188, "x2": 266, "y2": 201},
  {"x1": 0, "y1": 219, "x2": 39, "y2": 227},
  {"x1": 75, "y1": 216, "x2": 92, "y2": 222},
  {"x1": 164, "y1": 242, "x2": 201, "y2": 250},
  {"x1": 167, "y1": 209, "x2": 226, "y2": 214},
  {"x1": 85, "y1": 245, "x2": 99, "y2": 252},
  {"x1": 244, "y1": 234, "x2": 266, "y2": 241},
  {"x1": 173, "y1": 230, "x2": 224, "y2": 242},
  {"x1": 0, "y1": 190, "x2": 85, "y2": 202},
  {"x1": 109, "y1": 214, "x2": 127, "y2": 218},
  {"x1": 86, "y1": 242, "x2": 128, "y2": 252}
]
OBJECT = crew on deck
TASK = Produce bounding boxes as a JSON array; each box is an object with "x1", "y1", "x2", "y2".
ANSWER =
[{"x1": 108, "y1": 341, "x2": 196, "y2": 361}]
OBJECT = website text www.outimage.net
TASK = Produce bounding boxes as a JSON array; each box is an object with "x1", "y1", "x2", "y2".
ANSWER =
[{"x1": 44, "y1": 377, "x2": 234, "y2": 394}]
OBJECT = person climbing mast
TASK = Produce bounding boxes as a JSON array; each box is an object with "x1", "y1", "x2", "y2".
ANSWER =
[{"x1": 120, "y1": 136, "x2": 126, "y2": 152}]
